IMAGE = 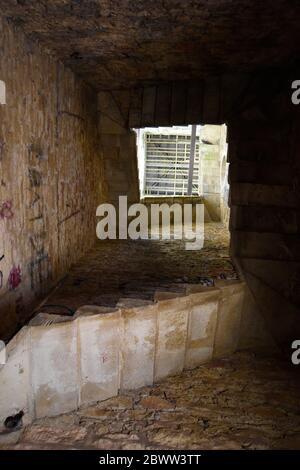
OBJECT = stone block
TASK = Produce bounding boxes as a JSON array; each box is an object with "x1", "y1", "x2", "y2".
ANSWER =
[
  {"x1": 117, "y1": 298, "x2": 154, "y2": 309},
  {"x1": 185, "y1": 289, "x2": 220, "y2": 368},
  {"x1": 0, "y1": 79, "x2": 6, "y2": 104},
  {"x1": 29, "y1": 313, "x2": 72, "y2": 326},
  {"x1": 74, "y1": 305, "x2": 118, "y2": 319},
  {"x1": 200, "y1": 125, "x2": 221, "y2": 145},
  {"x1": 31, "y1": 321, "x2": 78, "y2": 418},
  {"x1": 78, "y1": 310, "x2": 121, "y2": 406},
  {"x1": 214, "y1": 281, "x2": 245, "y2": 358},
  {"x1": 155, "y1": 297, "x2": 189, "y2": 380},
  {"x1": 120, "y1": 304, "x2": 157, "y2": 390},
  {"x1": 154, "y1": 290, "x2": 185, "y2": 302}
]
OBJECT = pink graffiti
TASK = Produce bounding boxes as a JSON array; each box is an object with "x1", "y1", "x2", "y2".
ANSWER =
[
  {"x1": 0, "y1": 200, "x2": 13, "y2": 220},
  {"x1": 8, "y1": 265, "x2": 22, "y2": 290}
]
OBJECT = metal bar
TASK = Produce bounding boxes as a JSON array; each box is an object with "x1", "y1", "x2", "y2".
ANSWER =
[{"x1": 187, "y1": 124, "x2": 197, "y2": 195}]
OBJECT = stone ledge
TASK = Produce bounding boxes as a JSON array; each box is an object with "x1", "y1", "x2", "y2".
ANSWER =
[{"x1": 0, "y1": 280, "x2": 250, "y2": 426}]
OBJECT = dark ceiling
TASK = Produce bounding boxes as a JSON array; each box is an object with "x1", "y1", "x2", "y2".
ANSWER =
[{"x1": 0, "y1": 0, "x2": 299, "y2": 90}]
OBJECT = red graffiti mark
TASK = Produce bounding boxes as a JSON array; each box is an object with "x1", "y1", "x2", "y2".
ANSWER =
[
  {"x1": 8, "y1": 265, "x2": 22, "y2": 290},
  {"x1": 0, "y1": 200, "x2": 13, "y2": 220}
]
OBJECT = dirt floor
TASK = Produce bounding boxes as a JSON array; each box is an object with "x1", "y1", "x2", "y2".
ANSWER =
[
  {"x1": 36, "y1": 222, "x2": 235, "y2": 315},
  {"x1": 2, "y1": 351, "x2": 300, "y2": 450}
]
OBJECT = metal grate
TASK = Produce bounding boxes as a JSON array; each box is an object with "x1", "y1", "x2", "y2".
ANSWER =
[{"x1": 144, "y1": 133, "x2": 200, "y2": 196}]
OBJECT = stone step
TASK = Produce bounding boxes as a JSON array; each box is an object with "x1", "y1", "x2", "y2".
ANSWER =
[{"x1": 0, "y1": 281, "x2": 247, "y2": 426}]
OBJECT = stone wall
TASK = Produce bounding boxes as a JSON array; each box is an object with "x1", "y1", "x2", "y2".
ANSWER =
[
  {"x1": 200, "y1": 125, "x2": 229, "y2": 222},
  {"x1": 97, "y1": 92, "x2": 140, "y2": 206},
  {"x1": 0, "y1": 280, "x2": 246, "y2": 425},
  {"x1": 0, "y1": 18, "x2": 103, "y2": 342},
  {"x1": 219, "y1": 125, "x2": 230, "y2": 225},
  {"x1": 227, "y1": 73, "x2": 300, "y2": 353}
]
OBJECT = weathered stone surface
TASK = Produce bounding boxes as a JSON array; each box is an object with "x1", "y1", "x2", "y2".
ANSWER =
[
  {"x1": 29, "y1": 313, "x2": 72, "y2": 326},
  {"x1": 0, "y1": 271, "x2": 250, "y2": 428},
  {"x1": 228, "y1": 114, "x2": 300, "y2": 352},
  {"x1": 78, "y1": 311, "x2": 121, "y2": 406},
  {"x1": 0, "y1": 429, "x2": 24, "y2": 447},
  {"x1": 121, "y1": 304, "x2": 157, "y2": 390},
  {"x1": 0, "y1": 327, "x2": 31, "y2": 425},
  {"x1": 214, "y1": 281, "x2": 245, "y2": 358},
  {"x1": 99, "y1": 129, "x2": 139, "y2": 206},
  {"x1": 74, "y1": 306, "x2": 118, "y2": 319},
  {"x1": 38, "y1": 222, "x2": 235, "y2": 313},
  {"x1": 22, "y1": 425, "x2": 88, "y2": 445},
  {"x1": 117, "y1": 299, "x2": 154, "y2": 309},
  {"x1": 95, "y1": 396, "x2": 133, "y2": 410},
  {"x1": 238, "y1": 286, "x2": 278, "y2": 353},
  {"x1": 185, "y1": 290, "x2": 220, "y2": 368},
  {"x1": 0, "y1": 79, "x2": 5, "y2": 104},
  {"x1": 155, "y1": 297, "x2": 189, "y2": 380},
  {"x1": 154, "y1": 291, "x2": 185, "y2": 302},
  {"x1": 0, "y1": 2, "x2": 299, "y2": 90},
  {"x1": 0, "y1": 15, "x2": 102, "y2": 342},
  {"x1": 31, "y1": 322, "x2": 78, "y2": 418},
  {"x1": 139, "y1": 396, "x2": 172, "y2": 410},
  {"x1": 3, "y1": 352, "x2": 300, "y2": 450}
]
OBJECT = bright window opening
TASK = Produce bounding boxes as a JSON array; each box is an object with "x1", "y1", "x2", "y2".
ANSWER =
[{"x1": 135, "y1": 126, "x2": 201, "y2": 197}]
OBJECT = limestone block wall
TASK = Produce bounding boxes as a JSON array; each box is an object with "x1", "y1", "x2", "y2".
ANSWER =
[
  {"x1": 219, "y1": 125, "x2": 230, "y2": 225},
  {"x1": 0, "y1": 18, "x2": 103, "y2": 342},
  {"x1": 0, "y1": 280, "x2": 247, "y2": 425},
  {"x1": 227, "y1": 75, "x2": 300, "y2": 352},
  {"x1": 97, "y1": 92, "x2": 140, "y2": 206},
  {"x1": 200, "y1": 125, "x2": 229, "y2": 223}
]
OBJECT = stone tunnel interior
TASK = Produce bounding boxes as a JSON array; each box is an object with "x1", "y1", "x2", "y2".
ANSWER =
[{"x1": 0, "y1": 0, "x2": 300, "y2": 453}]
